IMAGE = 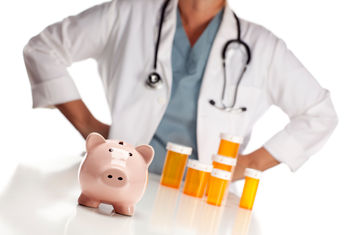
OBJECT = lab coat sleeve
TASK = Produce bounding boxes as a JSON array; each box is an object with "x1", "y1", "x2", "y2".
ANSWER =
[
  {"x1": 263, "y1": 36, "x2": 338, "y2": 171},
  {"x1": 23, "y1": 0, "x2": 118, "y2": 108}
]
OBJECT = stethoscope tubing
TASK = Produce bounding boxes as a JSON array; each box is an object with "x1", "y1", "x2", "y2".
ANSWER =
[
  {"x1": 152, "y1": 0, "x2": 171, "y2": 70},
  {"x1": 147, "y1": 0, "x2": 251, "y2": 113}
]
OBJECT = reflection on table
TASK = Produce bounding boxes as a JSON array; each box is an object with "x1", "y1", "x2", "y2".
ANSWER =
[
  {"x1": 232, "y1": 207, "x2": 253, "y2": 235},
  {"x1": 0, "y1": 156, "x2": 261, "y2": 235}
]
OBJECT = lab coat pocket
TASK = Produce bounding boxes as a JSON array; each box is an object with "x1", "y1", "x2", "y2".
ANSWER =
[
  {"x1": 235, "y1": 85, "x2": 264, "y2": 114},
  {"x1": 235, "y1": 85, "x2": 266, "y2": 131},
  {"x1": 197, "y1": 86, "x2": 264, "y2": 162},
  {"x1": 221, "y1": 85, "x2": 264, "y2": 135}
]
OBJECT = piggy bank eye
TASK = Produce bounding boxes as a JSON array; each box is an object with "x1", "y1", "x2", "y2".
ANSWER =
[
  {"x1": 109, "y1": 148, "x2": 114, "y2": 152},
  {"x1": 119, "y1": 141, "x2": 124, "y2": 145},
  {"x1": 129, "y1": 153, "x2": 133, "y2": 157}
]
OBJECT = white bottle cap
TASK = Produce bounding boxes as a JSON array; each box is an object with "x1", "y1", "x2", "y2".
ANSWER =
[
  {"x1": 220, "y1": 133, "x2": 243, "y2": 144},
  {"x1": 166, "y1": 142, "x2": 192, "y2": 155},
  {"x1": 187, "y1": 160, "x2": 213, "y2": 172},
  {"x1": 211, "y1": 169, "x2": 232, "y2": 181},
  {"x1": 212, "y1": 154, "x2": 237, "y2": 166},
  {"x1": 244, "y1": 168, "x2": 262, "y2": 179}
]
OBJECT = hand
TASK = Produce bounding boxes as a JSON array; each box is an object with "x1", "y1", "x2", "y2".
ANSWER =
[
  {"x1": 232, "y1": 154, "x2": 250, "y2": 181},
  {"x1": 80, "y1": 117, "x2": 110, "y2": 139},
  {"x1": 232, "y1": 147, "x2": 280, "y2": 182}
]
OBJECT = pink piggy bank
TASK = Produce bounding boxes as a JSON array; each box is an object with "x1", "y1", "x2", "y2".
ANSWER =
[{"x1": 78, "y1": 132, "x2": 154, "y2": 216}]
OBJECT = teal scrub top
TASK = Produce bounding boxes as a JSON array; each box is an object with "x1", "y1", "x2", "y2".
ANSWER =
[{"x1": 149, "y1": 8, "x2": 224, "y2": 174}]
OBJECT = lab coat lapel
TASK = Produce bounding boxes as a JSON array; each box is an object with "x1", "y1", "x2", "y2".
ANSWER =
[
  {"x1": 108, "y1": 0, "x2": 177, "y2": 146},
  {"x1": 197, "y1": 4, "x2": 240, "y2": 163},
  {"x1": 139, "y1": 0, "x2": 178, "y2": 145},
  {"x1": 156, "y1": 0, "x2": 178, "y2": 99}
]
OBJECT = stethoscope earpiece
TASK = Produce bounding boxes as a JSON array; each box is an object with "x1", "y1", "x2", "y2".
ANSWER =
[
  {"x1": 209, "y1": 99, "x2": 247, "y2": 113},
  {"x1": 209, "y1": 99, "x2": 216, "y2": 106}
]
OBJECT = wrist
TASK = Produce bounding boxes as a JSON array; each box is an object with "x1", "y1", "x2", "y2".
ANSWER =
[
  {"x1": 56, "y1": 100, "x2": 110, "y2": 139},
  {"x1": 74, "y1": 115, "x2": 95, "y2": 139},
  {"x1": 81, "y1": 118, "x2": 110, "y2": 139}
]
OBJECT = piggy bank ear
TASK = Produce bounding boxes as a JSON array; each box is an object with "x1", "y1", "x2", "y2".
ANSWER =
[
  {"x1": 136, "y1": 145, "x2": 154, "y2": 167},
  {"x1": 86, "y1": 132, "x2": 106, "y2": 152}
]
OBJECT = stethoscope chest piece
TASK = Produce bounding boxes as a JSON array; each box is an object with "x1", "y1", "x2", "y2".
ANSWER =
[{"x1": 146, "y1": 72, "x2": 163, "y2": 89}]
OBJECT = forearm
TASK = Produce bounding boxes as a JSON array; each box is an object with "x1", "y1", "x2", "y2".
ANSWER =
[
  {"x1": 56, "y1": 99, "x2": 109, "y2": 139},
  {"x1": 232, "y1": 147, "x2": 280, "y2": 181}
]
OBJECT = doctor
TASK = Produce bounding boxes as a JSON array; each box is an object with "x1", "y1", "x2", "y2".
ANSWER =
[{"x1": 23, "y1": 0, "x2": 337, "y2": 180}]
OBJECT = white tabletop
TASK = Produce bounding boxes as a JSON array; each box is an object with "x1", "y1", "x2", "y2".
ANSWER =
[{"x1": 0, "y1": 156, "x2": 259, "y2": 235}]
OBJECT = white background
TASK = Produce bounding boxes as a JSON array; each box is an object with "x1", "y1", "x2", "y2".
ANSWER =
[{"x1": 0, "y1": 0, "x2": 351, "y2": 234}]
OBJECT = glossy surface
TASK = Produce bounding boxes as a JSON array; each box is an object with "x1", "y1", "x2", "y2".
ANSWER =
[
  {"x1": 78, "y1": 133, "x2": 154, "y2": 216},
  {"x1": 239, "y1": 177, "x2": 260, "y2": 210},
  {"x1": 218, "y1": 139, "x2": 240, "y2": 158},
  {"x1": 183, "y1": 168, "x2": 210, "y2": 198},
  {"x1": 160, "y1": 150, "x2": 189, "y2": 188},
  {"x1": 205, "y1": 161, "x2": 232, "y2": 196},
  {"x1": 213, "y1": 161, "x2": 234, "y2": 171},
  {"x1": 207, "y1": 176, "x2": 230, "y2": 206},
  {"x1": 0, "y1": 155, "x2": 261, "y2": 235}
]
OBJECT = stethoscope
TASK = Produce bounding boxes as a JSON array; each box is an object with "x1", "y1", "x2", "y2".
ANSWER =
[{"x1": 146, "y1": 0, "x2": 251, "y2": 113}]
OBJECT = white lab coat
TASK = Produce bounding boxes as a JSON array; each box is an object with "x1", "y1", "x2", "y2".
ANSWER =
[{"x1": 23, "y1": 0, "x2": 338, "y2": 171}]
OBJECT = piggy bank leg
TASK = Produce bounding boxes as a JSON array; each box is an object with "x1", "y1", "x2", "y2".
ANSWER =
[
  {"x1": 78, "y1": 193, "x2": 100, "y2": 208},
  {"x1": 113, "y1": 204, "x2": 135, "y2": 216}
]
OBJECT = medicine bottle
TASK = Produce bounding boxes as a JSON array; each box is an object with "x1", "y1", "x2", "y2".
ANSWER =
[
  {"x1": 206, "y1": 169, "x2": 232, "y2": 206},
  {"x1": 183, "y1": 160, "x2": 213, "y2": 198},
  {"x1": 239, "y1": 168, "x2": 262, "y2": 210},
  {"x1": 160, "y1": 142, "x2": 192, "y2": 189}
]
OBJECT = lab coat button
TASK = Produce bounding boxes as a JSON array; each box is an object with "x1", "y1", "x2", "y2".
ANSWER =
[{"x1": 157, "y1": 97, "x2": 167, "y2": 105}]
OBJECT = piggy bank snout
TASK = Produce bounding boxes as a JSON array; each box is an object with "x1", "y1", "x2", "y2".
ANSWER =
[{"x1": 101, "y1": 168, "x2": 128, "y2": 187}]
